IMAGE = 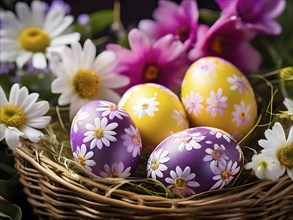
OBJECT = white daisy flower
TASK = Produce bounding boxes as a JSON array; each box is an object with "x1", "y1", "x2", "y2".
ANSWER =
[
  {"x1": 182, "y1": 91, "x2": 204, "y2": 116},
  {"x1": 147, "y1": 149, "x2": 170, "y2": 180},
  {"x1": 73, "y1": 144, "x2": 96, "y2": 172},
  {"x1": 0, "y1": 84, "x2": 51, "y2": 149},
  {"x1": 99, "y1": 162, "x2": 131, "y2": 178},
  {"x1": 0, "y1": 1, "x2": 80, "y2": 69},
  {"x1": 245, "y1": 153, "x2": 284, "y2": 181},
  {"x1": 133, "y1": 96, "x2": 159, "y2": 119},
  {"x1": 71, "y1": 108, "x2": 89, "y2": 133},
  {"x1": 258, "y1": 122, "x2": 293, "y2": 180},
  {"x1": 83, "y1": 117, "x2": 118, "y2": 150},
  {"x1": 51, "y1": 39, "x2": 130, "y2": 118},
  {"x1": 172, "y1": 109, "x2": 188, "y2": 129},
  {"x1": 121, "y1": 124, "x2": 142, "y2": 158},
  {"x1": 174, "y1": 130, "x2": 205, "y2": 151},
  {"x1": 209, "y1": 129, "x2": 231, "y2": 143},
  {"x1": 227, "y1": 74, "x2": 248, "y2": 94},
  {"x1": 203, "y1": 144, "x2": 229, "y2": 166},
  {"x1": 206, "y1": 88, "x2": 228, "y2": 117},
  {"x1": 165, "y1": 166, "x2": 200, "y2": 197},
  {"x1": 210, "y1": 160, "x2": 240, "y2": 190},
  {"x1": 232, "y1": 101, "x2": 251, "y2": 127},
  {"x1": 96, "y1": 100, "x2": 128, "y2": 120}
]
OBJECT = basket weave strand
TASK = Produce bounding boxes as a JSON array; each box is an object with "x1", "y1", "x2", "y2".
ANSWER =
[{"x1": 13, "y1": 142, "x2": 293, "y2": 220}]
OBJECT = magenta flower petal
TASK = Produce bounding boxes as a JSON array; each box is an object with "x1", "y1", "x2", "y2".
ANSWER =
[
  {"x1": 128, "y1": 29, "x2": 152, "y2": 57},
  {"x1": 138, "y1": 0, "x2": 198, "y2": 47},
  {"x1": 107, "y1": 29, "x2": 190, "y2": 93},
  {"x1": 188, "y1": 17, "x2": 261, "y2": 74},
  {"x1": 216, "y1": 0, "x2": 286, "y2": 35}
]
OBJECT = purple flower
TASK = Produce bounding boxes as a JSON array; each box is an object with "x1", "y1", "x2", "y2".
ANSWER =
[
  {"x1": 188, "y1": 17, "x2": 261, "y2": 74},
  {"x1": 50, "y1": 0, "x2": 71, "y2": 14},
  {"x1": 216, "y1": 0, "x2": 286, "y2": 35},
  {"x1": 77, "y1": 14, "x2": 90, "y2": 25},
  {"x1": 107, "y1": 29, "x2": 190, "y2": 92},
  {"x1": 0, "y1": 62, "x2": 14, "y2": 74},
  {"x1": 138, "y1": 0, "x2": 198, "y2": 48}
]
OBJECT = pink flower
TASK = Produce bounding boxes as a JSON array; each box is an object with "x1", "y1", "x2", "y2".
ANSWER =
[
  {"x1": 216, "y1": 0, "x2": 286, "y2": 35},
  {"x1": 107, "y1": 29, "x2": 190, "y2": 92},
  {"x1": 138, "y1": 0, "x2": 198, "y2": 48},
  {"x1": 206, "y1": 88, "x2": 228, "y2": 117},
  {"x1": 232, "y1": 101, "x2": 251, "y2": 127},
  {"x1": 188, "y1": 17, "x2": 261, "y2": 74}
]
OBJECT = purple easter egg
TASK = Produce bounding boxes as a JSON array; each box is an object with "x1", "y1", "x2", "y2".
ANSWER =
[
  {"x1": 70, "y1": 100, "x2": 142, "y2": 178},
  {"x1": 147, "y1": 127, "x2": 243, "y2": 197}
]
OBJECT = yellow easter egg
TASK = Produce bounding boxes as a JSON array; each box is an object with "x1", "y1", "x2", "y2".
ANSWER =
[
  {"x1": 181, "y1": 57, "x2": 257, "y2": 140},
  {"x1": 119, "y1": 83, "x2": 189, "y2": 150}
]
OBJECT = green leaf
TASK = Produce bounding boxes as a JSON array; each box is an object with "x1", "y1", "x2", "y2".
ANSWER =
[
  {"x1": 0, "y1": 172, "x2": 21, "y2": 200},
  {"x1": 199, "y1": 9, "x2": 220, "y2": 25},
  {"x1": 74, "y1": 9, "x2": 113, "y2": 40},
  {"x1": 0, "y1": 200, "x2": 22, "y2": 220}
]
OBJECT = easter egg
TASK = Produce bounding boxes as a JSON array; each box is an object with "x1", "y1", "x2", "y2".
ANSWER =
[
  {"x1": 147, "y1": 127, "x2": 243, "y2": 197},
  {"x1": 70, "y1": 100, "x2": 142, "y2": 177},
  {"x1": 181, "y1": 56, "x2": 257, "y2": 140},
  {"x1": 118, "y1": 83, "x2": 189, "y2": 151}
]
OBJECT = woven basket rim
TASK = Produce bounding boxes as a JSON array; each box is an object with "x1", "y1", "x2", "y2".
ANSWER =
[{"x1": 12, "y1": 140, "x2": 293, "y2": 220}]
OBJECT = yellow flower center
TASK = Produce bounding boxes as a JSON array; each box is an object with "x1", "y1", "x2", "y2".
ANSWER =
[
  {"x1": 183, "y1": 135, "x2": 192, "y2": 143},
  {"x1": 142, "y1": 103, "x2": 149, "y2": 109},
  {"x1": 109, "y1": 105, "x2": 117, "y2": 111},
  {"x1": 73, "y1": 70, "x2": 100, "y2": 99},
  {"x1": 174, "y1": 177, "x2": 187, "y2": 188},
  {"x1": 144, "y1": 64, "x2": 160, "y2": 82},
  {"x1": 151, "y1": 157, "x2": 159, "y2": 170},
  {"x1": 211, "y1": 151, "x2": 218, "y2": 159},
  {"x1": 132, "y1": 134, "x2": 140, "y2": 146},
  {"x1": 240, "y1": 112, "x2": 247, "y2": 118},
  {"x1": 94, "y1": 128, "x2": 104, "y2": 139},
  {"x1": 278, "y1": 145, "x2": 293, "y2": 168},
  {"x1": 110, "y1": 173, "x2": 119, "y2": 178},
  {"x1": 0, "y1": 104, "x2": 25, "y2": 128},
  {"x1": 213, "y1": 101, "x2": 219, "y2": 107},
  {"x1": 19, "y1": 27, "x2": 50, "y2": 53},
  {"x1": 210, "y1": 36, "x2": 225, "y2": 54},
  {"x1": 257, "y1": 160, "x2": 268, "y2": 170},
  {"x1": 78, "y1": 155, "x2": 86, "y2": 166},
  {"x1": 221, "y1": 170, "x2": 231, "y2": 180}
]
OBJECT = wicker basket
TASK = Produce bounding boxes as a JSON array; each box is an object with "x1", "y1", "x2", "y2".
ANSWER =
[{"x1": 13, "y1": 141, "x2": 293, "y2": 220}]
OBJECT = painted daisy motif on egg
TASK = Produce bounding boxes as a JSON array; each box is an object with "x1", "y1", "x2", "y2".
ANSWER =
[
  {"x1": 133, "y1": 96, "x2": 160, "y2": 119},
  {"x1": 99, "y1": 162, "x2": 131, "y2": 178},
  {"x1": 165, "y1": 166, "x2": 200, "y2": 197},
  {"x1": 83, "y1": 117, "x2": 118, "y2": 149},
  {"x1": 174, "y1": 130, "x2": 205, "y2": 151},
  {"x1": 232, "y1": 101, "x2": 251, "y2": 127},
  {"x1": 210, "y1": 160, "x2": 241, "y2": 190},
  {"x1": 96, "y1": 100, "x2": 128, "y2": 120},
  {"x1": 172, "y1": 109, "x2": 188, "y2": 129},
  {"x1": 147, "y1": 149, "x2": 170, "y2": 180},
  {"x1": 203, "y1": 144, "x2": 229, "y2": 166},
  {"x1": 206, "y1": 88, "x2": 228, "y2": 117},
  {"x1": 227, "y1": 74, "x2": 248, "y2": 94},
  {"x1": 72, "y1": 108, "x2": 89, "y2": 133},
  {"x1": 121, "y1": 125, "x2": 142, "y2": 158},
  {"x1": 209, "y1": 128, "x2": 231, "y2": 143},
  {"x1": 190, "y1": 58, "x2": 217, "y2": 75},
  {"x1": 182, "y1": 91, "x2": 204, "y2": 116},
  {"x1": 73, "y1": 144, "x2": 96, "y2": 172}
]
